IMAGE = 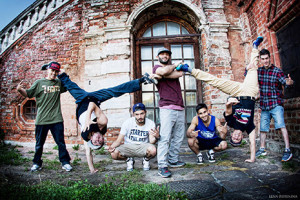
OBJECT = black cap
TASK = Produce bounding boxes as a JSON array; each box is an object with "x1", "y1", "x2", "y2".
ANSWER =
[{"x1": 157, "y1": 48, "x2": 172, "y2": 56}]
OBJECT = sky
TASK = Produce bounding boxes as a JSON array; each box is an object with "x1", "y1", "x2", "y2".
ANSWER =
[{"x1": 0, "y1": 0, "x2": 36, "y2": 31}]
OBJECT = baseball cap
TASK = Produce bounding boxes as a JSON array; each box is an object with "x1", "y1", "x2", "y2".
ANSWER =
[
  {"x1": 41, "y1": 61, "x2": 61, "y2": 71},
  {"x1": 133, "y1": 103, "x2": 146, "y2": 113},
  {"x1": 157, "y1": 47, "x2": 172, "y2": 56},
  {"x1": 229, "y1": 138, "x2": 242, "y2": 147},
  {"x1": 87, "y1": 140, "x2": 103, "y2": 150}
]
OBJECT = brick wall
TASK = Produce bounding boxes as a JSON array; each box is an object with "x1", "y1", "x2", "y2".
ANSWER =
[
  {"x1": 1, "y1": 0, "x2": 299, "y2": 151},
  {"x1": 0, "y1": 0, "x2": 85, "y2": 145},
  {"x1": 238, "y1": 0, "x2": 300, "y2": 148}
]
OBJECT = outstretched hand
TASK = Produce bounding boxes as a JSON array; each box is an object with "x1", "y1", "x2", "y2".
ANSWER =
[
  {"x1": 226, "y1": 97, "x2": 240, "y2": 106},
  {"x1": 285, "y1": 74, "x2": 294, "y2": 86},
  {"x1": 83, "y1": 119, "x2": 97, "y2": 132},
  {"x1": 245, "y1": 158, "x2": 255, "y2": 163},
  {"x1": 105, "y1": 146, "x2": 115, "y2": 153},
  {"x1": 191, "y1": 130, "x2": 200, "y2": 138},
  {"x1": 90, "y1": 168, "x2": 99, "y2": 173},
  {"x1": 149, "y1": 126, "x2": 160, "y2": 139},
  {"x1": 219, "y1": 122, "x2": 227, "y2": 139},
  {"x1": 17, "y1": 80, "x2": 26, "y2": 91}
]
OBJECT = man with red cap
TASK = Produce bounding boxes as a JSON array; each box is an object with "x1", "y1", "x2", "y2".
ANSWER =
[{"x1": 17, "y1": 62, "x2": 72, "y2": 172}]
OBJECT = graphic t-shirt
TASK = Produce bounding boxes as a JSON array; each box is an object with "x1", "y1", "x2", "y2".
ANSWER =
[
  {"x1": 26, "y1": 78, "x2": 66, "y2": 125},
  {"x1": 224, "y1": 99, "x2": 255, "y2": 134},
  {"x1": 195, "y1": 115, "x2": 218, "y2": 139},
  {"x1": 120, "y1": 117, "x2": 155, "y2": 144}
]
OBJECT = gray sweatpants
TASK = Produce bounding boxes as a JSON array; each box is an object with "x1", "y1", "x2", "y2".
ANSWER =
[{"x1": 157, "y1": 108, "x2": 185, "y2": 168}]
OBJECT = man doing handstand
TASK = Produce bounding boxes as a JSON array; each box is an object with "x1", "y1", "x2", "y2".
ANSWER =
[
  {"x1": 57, "y1": 70, "x2": 156, "y2": 173},
  {"x1": 177, "y1": 36, "x2": 264, "y2": 162}
]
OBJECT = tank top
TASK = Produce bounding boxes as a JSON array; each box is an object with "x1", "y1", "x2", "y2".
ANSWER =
[{"x1": 195, "y1": 115, "x2": 218, "y2": 139}]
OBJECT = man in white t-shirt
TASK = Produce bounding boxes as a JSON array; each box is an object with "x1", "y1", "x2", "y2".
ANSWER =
[{"x1": 107, "y1": 103, "x2": 160, "y2": 171}]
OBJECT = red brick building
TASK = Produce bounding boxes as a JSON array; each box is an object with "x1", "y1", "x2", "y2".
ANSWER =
[{"x1": 0, "y1": 0, "x2": 299, "y2": 157}]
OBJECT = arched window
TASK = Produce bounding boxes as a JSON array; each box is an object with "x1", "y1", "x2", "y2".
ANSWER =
[
  {"x1": 23, "y1": 100, "x2": 37, "y2": 120},
  {"x1": 135, "y1": 18, "x2": 202, "y2": 127}
]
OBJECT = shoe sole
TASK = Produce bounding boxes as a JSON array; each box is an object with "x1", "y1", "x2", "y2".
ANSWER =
[
  {"x1": 197, "y1": 162, "x2": 204, "y2": 165},
  {"x1": 31, "y1": 167, "x2": 42, "y2": 172},
  {"x1": 62, "y1": 168, "x2": 72, "y2": 172},
  {"x1": 169, "y1": 164, "x2": 185, "y2": 168},
  {"x1": 282, "y1": 154, "x2": 292, "y2": 162},
  {"x1": 256, "y1": 152, "x2": 267, "y2": 157},
  {"x1": 158, "y1": 172, "x2": 171, "y2": 178},
  {"x1": 168, "y1": 162, "x2": 185, "y2": 168}
]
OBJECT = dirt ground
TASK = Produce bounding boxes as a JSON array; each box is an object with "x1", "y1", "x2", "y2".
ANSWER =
[{"x1": 1, "y1": 141, "x2": 300, "y2": 198}]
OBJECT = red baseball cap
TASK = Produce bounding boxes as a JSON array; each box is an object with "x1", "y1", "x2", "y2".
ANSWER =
[{"x1": 41, "y1": 62, "x2": 61, "y2": 71}]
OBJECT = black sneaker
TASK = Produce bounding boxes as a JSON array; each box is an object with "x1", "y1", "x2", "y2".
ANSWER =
[
  {"x1": 168, "y1": 161, "x2": 186, "y2": 168},
  {"x1": 158, "y1": 167, "x2": 171, "y2": 178},
  {"x1": 142, "y1": 72, "x2": 158, "y2": 85},
  {"x1": 206, "y1": 150, "x2": 215, "y2": 163},
  {"x1": 282, "y1": 149, "x2": 292, "y2": 162},
  {"x1": 197, "y1": 153, "x2": 204, "y2": 165}
]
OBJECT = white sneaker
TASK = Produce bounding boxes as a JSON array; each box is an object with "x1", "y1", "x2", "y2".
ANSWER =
[
  {"x1": 62, "y1": 164, "x2": 73, "y2": 172},
  {"x1": 197, "y1": 153, "x2": 204, "y2": 165},
  {"x1": 207, "y1": 149, "x2": 216, "y2": 163},
  {"x1": 142, "y1": 157, "x2": 150, "y2": 171},
  {"x1": 31, "y1": 164, "x2": 42, "y2": 172},
  {"x1": 126, "y1": 157, "x2": 135, "y2": 171}
]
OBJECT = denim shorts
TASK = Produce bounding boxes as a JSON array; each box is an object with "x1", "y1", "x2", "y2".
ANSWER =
[{"x1": 260, "y1": 105, "x2": 286, "y2": 132}]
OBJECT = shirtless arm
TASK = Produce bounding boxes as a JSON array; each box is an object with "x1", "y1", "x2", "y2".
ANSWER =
[
  {"x1": 215, "y1": 118, "x2": 227, "y2": 140},
  {"x1": 84, "y1": 141, "x2": 98, "y2": 173},
  {"x1": 187, "y1": 116, "x2": 199, "y2": 138},
  {"x1": 17, "y1": 81, "x2": 28, "y2": 97},
  {"x1": 245, "y1": 130, "x2": 256, "y2": 163},
  {"x1": 83, "y1": 102, "x2": 97, "y2": 132},
  {"x1": 107, "y1": 133, "x2": 125, "y2": 153}
]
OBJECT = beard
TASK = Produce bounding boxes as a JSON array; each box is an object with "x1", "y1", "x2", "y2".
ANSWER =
[
  {"x1": 136, "y1": 118, "x2": 145, "y2": 125},
  {"x1": 159, "y1": 57, "x2": 169, "y2": 65}
]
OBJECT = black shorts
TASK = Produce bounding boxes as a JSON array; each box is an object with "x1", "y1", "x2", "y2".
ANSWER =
[{"x1": 197, "y1": 137, "x2": 223, "y2": 150}]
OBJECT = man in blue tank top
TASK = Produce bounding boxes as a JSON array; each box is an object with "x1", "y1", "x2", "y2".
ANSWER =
[{"x1": 187, "y1": 103, "x2": 227, "y2": 164}]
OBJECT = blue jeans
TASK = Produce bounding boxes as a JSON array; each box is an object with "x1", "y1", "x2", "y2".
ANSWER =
[
  {"x1": 260, "y1": 105, "x2": 286, "y2": 132},
  {"x1": 33, "y1": 122, "x2": 71, "y2": 166},
  {"x1": 58, "y1": 73, "x2": 141, "y2": 104}
]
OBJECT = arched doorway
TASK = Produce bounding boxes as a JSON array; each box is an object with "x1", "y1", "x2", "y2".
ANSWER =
[{"x1": 134, "y1": 15, "x2": 202, "y2": 127}]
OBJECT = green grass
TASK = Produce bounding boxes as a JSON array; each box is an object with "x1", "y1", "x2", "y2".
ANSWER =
[
  {"x1": 72, "y1": 144, "x2": 80, "y2": 151},
  {"x1": 257, "y1": 155, "x2": 267, "y2": 159},
  {"x1": 282, "y1": 161, "x2": 298, "y2": 172},
  {"x1": 27, "y1": 151, "x2": 35, "y2": 154},
  {"x1": 184, "y1": 163, "x2": 197, "y2": 168},
  {"x1": 44, "y1": 151, "x2": 53, "y2": 155},
  {"x1": 0, "y1": 180, "x2": 188, "y2": 200},
  {"x1": 43, "y1": 159, "x2": 61, "y2": 170},
  {"x1": 94, "y1": 147, "x2": 107, "y2": 155},
  {"x1": 219, "y1": 153, "x2": 229, "y2": 160},
  {"x1": 53, "y1": 145, "x2": 58, "y2": 150},
  {"x1": 239, "y1": 140, "x2": 247, "y2": 147},
  {"x1": 0, "y1": 144, "x2": 31, "y2": 165},
  {"x1": 72, "y1": 153, "x2": 81, "y2": 166}
]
